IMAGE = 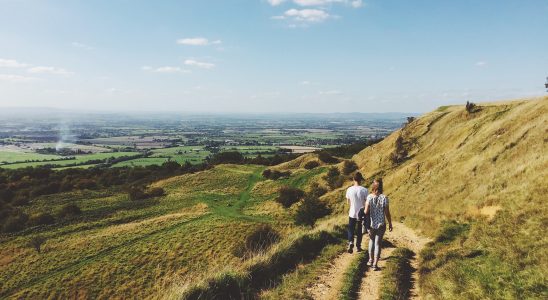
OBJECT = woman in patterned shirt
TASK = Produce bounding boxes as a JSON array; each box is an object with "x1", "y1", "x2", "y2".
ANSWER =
[{"x1": 364, "y1": 178, "x2": 393, "y2": 270}]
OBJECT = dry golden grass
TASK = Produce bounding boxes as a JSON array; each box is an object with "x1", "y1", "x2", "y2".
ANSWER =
[{"x1": 352, "y1": 96, "x2": 547, "y2": 298}]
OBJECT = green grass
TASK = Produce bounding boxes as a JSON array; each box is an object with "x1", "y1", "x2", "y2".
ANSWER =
[
  {"x1": 338, "y1": 251, "x2": 369, "y2": 300},
  {"x1": 0, "y1": 150, "x2": 62, "y2": 164},
  {"x1": 379, "y1": 248, "x2": 414, "y2": 300},
  {"x1": 0, "y1": 152, "x2": 140, "y2": 169},
  {"x1": 181, "y1": 230, "x2": 341, "y2": 300},
  {"x1": 261, "y1": 243, "x2": 345, "y2": 300}
]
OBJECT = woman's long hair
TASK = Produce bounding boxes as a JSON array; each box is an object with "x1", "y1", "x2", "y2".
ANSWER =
[{"x1": 371, "y1": 178, "x2": 383, "y2": 195}]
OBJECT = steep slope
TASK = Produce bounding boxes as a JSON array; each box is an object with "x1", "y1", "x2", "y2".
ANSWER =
[{"x1": 353, "y1": 96, "x2": 547, "y2": 299}]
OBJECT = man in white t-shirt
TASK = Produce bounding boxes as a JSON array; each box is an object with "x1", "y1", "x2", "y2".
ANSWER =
[{"x1": 345, "y1": 172, "x2": 368, "y2": 253}]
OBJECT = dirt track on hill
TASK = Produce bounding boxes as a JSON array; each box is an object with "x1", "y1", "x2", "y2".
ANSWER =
[{"x1": 310, "y1": 222, "x2": 430, "y2": 300}]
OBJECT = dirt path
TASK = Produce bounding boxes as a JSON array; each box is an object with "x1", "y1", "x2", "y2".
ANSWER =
[
  {"x1": 307, "y1": 251, "x2": 355, "y2": 299},
  {"x1": 357, "y1": 246, "x2": 395, "y2": 300},
  {"x1": 358, "y1": 222, "x2": 431, "y2": 299}
]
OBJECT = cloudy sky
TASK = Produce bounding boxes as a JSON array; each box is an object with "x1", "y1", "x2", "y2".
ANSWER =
[{"x1": 0, "y1": 0, "x2": 547, "y2": 113}]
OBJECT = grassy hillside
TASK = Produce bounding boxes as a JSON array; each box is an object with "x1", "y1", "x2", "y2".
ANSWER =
[
  {"x1": 352, "y1": 96, "x2": 547, "y2": 299},
  {"x1": 0, "y1": 163, "x2": 329, "y2": 299}
]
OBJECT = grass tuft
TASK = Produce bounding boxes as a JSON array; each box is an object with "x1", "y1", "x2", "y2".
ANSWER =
[
  {"x1": 338, "y1": 252, "x2": 369, "y2": 300},
  {"x1": 379, "y1": 248, "x2": 414, "y2": 300}
]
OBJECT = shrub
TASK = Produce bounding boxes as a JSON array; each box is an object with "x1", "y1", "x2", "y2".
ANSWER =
[
  {"x1": 342, "y1": 160, "x2": 358, "y2": 175},
  {"x1": 147, "y1": 187, "x2": 165, "y2": 198},
  {"x1": 28, "y1": 235, "x2": 47, "y2": 253},
  {"x1": 57, "y1": 203, "x2": 82, "y2": 218},
  {"x1": 128, "y1": 186, "x2": 147, "y2": 201},
  {"x1": 303, "y1": 160, "x2": 320, "y2": 170},
  {"x1": 276, "y1": 186, "x2": 305, "y2": 208},
  {"x1": 318, "y1": 151, "x2": 339, "y2": 164},
  {"x1": 209, "y1": 151, "x2": 245, "y2": 165},
  {"x1": 2, "y1": 211, "x2": 28, "y2": 233},
  {"x1": 465, "y1": 101, "x2": 477, "y2": 113},
  {"x1": 233, "y1": 224, "x2": 281, "y2": 258},
  {"x1": 262, "y1": 169, "x2": 272, "y2": 179},
  {"x1": 308, "y1": 182, "x2": 328, "y2": 198},
  {"x1": 295, "y1": 195, "x2": 331, "y2": 226},
  {"x1": 390, "y1": 135, "x2": 408, "y2": 164},
  {"x1": 407, "y1": 116, "x2": 416, "y2": 124},
  {"x1": 128, "y1": 186, "x2": 165, "y2": 201},
  {"x1": 324, "y1": 166, "x2": 345, "y2": 190},
  {"x1": 28, "y1": 212, "x2": 55, "y2": 226},
  {"x1": 262, "y1": 169, "x2": 291, "y2": 180}
]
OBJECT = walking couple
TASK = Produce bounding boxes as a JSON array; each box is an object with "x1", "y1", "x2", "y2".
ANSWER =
[{"x1": 345, "y1": 172, "x2": 392, "y2": 271}]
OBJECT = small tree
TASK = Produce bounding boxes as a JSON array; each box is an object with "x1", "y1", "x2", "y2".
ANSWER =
[
  {"x1": 308, "y1": 182, "x2": 327, "y2": 198},
  {"x1": 276, "y1": 186, "x2": 305, "y2": 208},
  {"x1": 318, "y1": 152, "x2": 339, "y2": 164},
  {"x1": 57, "y1": 203, "x2": 82, "y2": 218},
  {"x1": 342, "y1": 160, "x2": 358, "y2": 175},
  {"x1": 262, "y1": 169, "x2": 272, "y2": 179},
  {"x1": 28, "y1": 212, "x2": 55, "y2": 226},
  {"x1": 407, "y1": 116, "x2": 416, "y2": 124},
  {"x1": 323, "y1": 166, "x2": 344, "y2": 190},
  {"x1": 390, "y1": 135, "x2": 408, "y2": 164},
  {"x1": 233, "y1": 224, "x2": 281, "y2": 258},
  {"x1": 303, "y1": 160, "x2": 320, "y2": 170},
  {"x1": 29, "y1": 235, "x2": 47, "y2": 253},
  {"x1": 465, "y1": 101, "x2": 477, "y2": 113},
  {"x1": 295, "y1": 195, "x2": 331, "y2": 226}
]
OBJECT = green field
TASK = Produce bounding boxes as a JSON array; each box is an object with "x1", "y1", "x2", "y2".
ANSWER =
[
  {"x1": 0, "y1": 151, "x2": 62, "y2": 164},
  {"x1": 0, "y1": 152, "x2": 140, "y2": 169}
]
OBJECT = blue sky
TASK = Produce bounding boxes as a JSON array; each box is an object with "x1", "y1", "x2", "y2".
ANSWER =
[{"x1": 0, "y1": 0, "x2": 547, "y2": 113}]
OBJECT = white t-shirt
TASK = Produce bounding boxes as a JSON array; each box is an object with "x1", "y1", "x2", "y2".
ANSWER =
[{"x1": 345, "y1": 185, "x2": 368, "y2": 219}]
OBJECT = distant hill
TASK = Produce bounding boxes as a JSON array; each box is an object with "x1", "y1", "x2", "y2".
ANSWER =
[{"x1": 352, "y1": 96, "x2": 547, "y2": 298}]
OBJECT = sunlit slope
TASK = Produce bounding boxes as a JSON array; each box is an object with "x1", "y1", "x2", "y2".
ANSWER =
[
  {"x1": 353, "y1": 96, "x2": 547, "y2": 298},
  {"x1": 2, "y1": 164, "x2": 327, "y2": 299}
]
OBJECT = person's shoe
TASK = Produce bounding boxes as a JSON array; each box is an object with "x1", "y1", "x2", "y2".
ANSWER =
[
  {"x1": 367, "y1": 259, "x2": 373, "y2": 266},
  {"x1": 347, "y1": 243, "x2": 354, "y2": 253},
  {"x1": 373, "y1": 265, "x2": 380, "y2": 271},
  {"x1": 356, "y1": 247, "x2": 363, "y2": 252}
]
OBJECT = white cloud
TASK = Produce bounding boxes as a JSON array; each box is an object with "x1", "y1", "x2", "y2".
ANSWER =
[
  {"x1": 71, "y1": 42, "x2": 94, "y2": 50},
  {"x1": 27, "y1": 66, "x2": 73, "y2": 76},
  {"x1": 281, "y1": 8, "x2": 330, "y2": 22},
  {"x1": 141, "y1": 66, "x2": 190, "y2": 73},
  {"x1": 176, "y1": 37, "x2": 222, "y2": 46},
  {"x1": 184, "y1": 59, "x2": 215, "y2": 69},
  {"x1": 319, "y1": 90, "x2": 343, "y2": 95},
  {"x1": 350, "y1": 0, "x2": 363, "y2": 8},
  {"x1": 0, "y1": 74, "x2": 38, "y2": 83},
  {"x1": 267, "y1": 0, "x2": 286, "y2": 6},
  {"x1": 267, "y1": 0, "x2": 364, "y2": 10},
  {"x1": 475, "y1": 61, "x2": 488, "y2": 67},
  {"x1": 293, "y1": 0, "x2": 343, "y2": 6},
  {"x1": 0, "y1": 58, "x2": 29, "y2": 68}
]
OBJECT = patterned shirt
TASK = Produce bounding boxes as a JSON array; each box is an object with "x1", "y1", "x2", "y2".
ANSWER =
[{"x1": 366, "y1": 194, "x2": 389, "y2": 229}]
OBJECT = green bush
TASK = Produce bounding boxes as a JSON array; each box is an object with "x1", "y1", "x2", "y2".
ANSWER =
[
  {"x1": 233, "y1": 224, "x2": 281, "y2": 258},
  {"x1": 2, "y1": 211, "x2": 28, "y2": 233},
  {"x1": 318, "y1": 151, "x2": 339, "y2": 164},
  {"x1": 28, "y1": 212, "x2": 55, "y2": 226},
  {"x1": 57, "y1": 203, "x2": 82, "y2": 218},
  {"x1": 28, "y1": 235, "x2": 47, "y2": 253},
  {"x1": 308, "y1": 182, "x2": 328, "y2": 198},
  {"x1": 323, "y1": 166, "x2": 345, "y2": 190},
  {"x1": 342, "y1": 160, "x2": 358, "y2": 175},
  {"x1": 303, "y1": 160, "x2": 320, "y2": 170},
  {"x1": 295, "y1": 195, "x2": 331, "y2": 226},
  {"x1": 276, "y1": 186, "x2": 304, "y2": 208}
]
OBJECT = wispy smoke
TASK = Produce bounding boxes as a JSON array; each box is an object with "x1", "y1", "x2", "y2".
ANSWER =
[{"x1": 56, "y1": 122, "x2": 73, "y2": 152}]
